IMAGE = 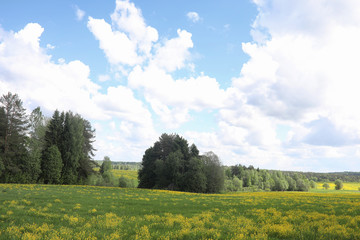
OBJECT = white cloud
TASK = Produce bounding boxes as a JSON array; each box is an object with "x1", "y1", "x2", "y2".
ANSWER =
[
  {"x1": 128, "y1": 65, "x2": 228, "y2": 128},
  {"x1": 186, "y1": 12, "x2": 200, "y2": 23},
  {"x1": 0, "y1": 23, "x2": 102, "y2": 119},
  {"x1": 110, "y1": 0, "x2": 158, "y2": 57},
  {"x1": 151, "y1": 29, "x2": 193, "y2": 72},
  {"x1": 87, "y1": 17, "x2": 141, "y2": 66},
  {"x1": 75, "y1": 6, "x2": 85, "y2": 21},
  {"x1": 217, "y1": 0, "x2": 360, "y2": 169},
  {"x1": 0, "y1": 22, "x2": 158, "y2": 162}
]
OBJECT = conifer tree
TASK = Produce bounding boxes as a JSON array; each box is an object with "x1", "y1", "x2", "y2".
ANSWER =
[{"x1": 0, "y1": 92, "x2": 30, "y2": 182}]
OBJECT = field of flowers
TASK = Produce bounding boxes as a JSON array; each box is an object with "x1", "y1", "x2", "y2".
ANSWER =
[
  {"x1": 0, "y1": 184, "x2": 360, "y2": 239},
  {"x1": 315, "y1": 182, "x2": 360, "y2": 192},
  {"x1": 111, "y1": 169, "x2": 138, "y2": 181}
]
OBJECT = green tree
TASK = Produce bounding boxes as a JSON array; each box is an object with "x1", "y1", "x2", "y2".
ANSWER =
[
  {"x1": 100, "y1": 156, "x2": 114, "y2": 185},
  {"x1": 0, "y1": 92, "x2": 30, "y2": 182},
  {"x1": 139, "y1": 133, "x2": 217, "y2": 193},
  {"x1": 27, "y1": 107, "x2": 47, "y2": 182},
  {"x1": 232, "y1": 176, "x2": 243, "y2": 191},
  {"x1": 100, "y1": 156, "x2": 112, "y2": 174},
  {"x1": 60, "y1": 112, "x2": 84, "y2": 184},
  {"x1": 335, "y1": 179, "x2": 343, "y2": 190},
  {"x1": 183, "y1": 157, "x2": 206, "y2": 193},
  {"x1": 296, "y1": 178, "x2": 309, "y2": 191},
  {"x1": 41, "y1": 145, "x2": 63, "y2": 184},
  {"x1": 323, "y1": 183, "x2": 330, "y2": 189},
  {"x1": 78, "y1": 119, "x2": 96, "y2": 182},
  {"x1": 202, "y1": 151, "x2": 224, "y2": 193}
]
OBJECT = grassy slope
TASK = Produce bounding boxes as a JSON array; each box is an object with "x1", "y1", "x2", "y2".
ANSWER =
[{"x1": 1, "y1": 184, "x2": 360, "y2": 239}]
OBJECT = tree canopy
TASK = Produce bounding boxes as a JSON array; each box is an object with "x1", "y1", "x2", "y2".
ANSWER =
[
  {"x1": 138, "y1": 133, "x2": 224, "y2": 193},
  {"x1": 0, "y1": 92, "x2": 96, "y2": 185}
]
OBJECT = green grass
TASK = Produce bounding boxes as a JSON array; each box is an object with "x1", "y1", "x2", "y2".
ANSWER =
[{"x1": 1, "y1": 184, "x2": 360, "y2": 239}]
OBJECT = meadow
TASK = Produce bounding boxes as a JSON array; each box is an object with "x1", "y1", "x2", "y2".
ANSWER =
[
  {"x1": 1, "y1": 184, "x2": 360, "y2": 239},
  {"x1": 314, "y1": 182, "x2": 360, "y2": 192}
]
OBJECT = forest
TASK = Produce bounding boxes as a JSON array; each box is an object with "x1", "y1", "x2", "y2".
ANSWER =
[
  {"x1": 0, "y1": 92, "x2": 358, "y2": 193},
  {"x1": 0, "y1": 92, "x2": 97, "y2": 184}
]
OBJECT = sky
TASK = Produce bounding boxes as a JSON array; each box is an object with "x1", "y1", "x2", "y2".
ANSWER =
[{"x1": 1, "y1": 0, "x2": 360, "y2": 172}]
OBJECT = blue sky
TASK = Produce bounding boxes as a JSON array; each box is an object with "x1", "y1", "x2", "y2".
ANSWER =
[{"x1": 1, "y1": 0, "x2": 360, "y2": 172}]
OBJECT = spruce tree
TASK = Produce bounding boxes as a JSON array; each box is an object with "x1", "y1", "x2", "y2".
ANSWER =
[{"x1": 0, "y1": 92, "x2": 30, "y2": 182}]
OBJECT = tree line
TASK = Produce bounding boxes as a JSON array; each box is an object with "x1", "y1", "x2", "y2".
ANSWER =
[
  {"x1": 224, "y1": 165, "x2": 316, "y2": 192},
  {"x1": 0, "y1": 92, "x2": 96, "y2": 184}
]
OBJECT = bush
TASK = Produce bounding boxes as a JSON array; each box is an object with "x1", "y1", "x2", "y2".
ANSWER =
[
  {"x1": 119, "y1": 176, "x2": 138, "y2": 188},
  {"x1": 335, "y1": 179, "x2": 343, "y2": 190}
]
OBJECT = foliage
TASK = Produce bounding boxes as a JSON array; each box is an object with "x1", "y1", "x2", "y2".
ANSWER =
[
  {"x1": 225, "y1": 165, "x2": 313, "y2": 192},
  {"x1": 40, "y1": 145, "x2": 63, "y2": 184},
  {"x1": 323, "y1": 183, "x2": 330, "y2": 189},
  {"x1": 1, "y1": 184, "x2": 360, "y2": 239},
  {"x1": 0, "y1": 92, "x2": 96, "y2": 185},
  {"x1": 335, "y1": 179, "x2": 344, "y2": 190},
  {"x1": 139, "y1": 133, "x2": 224, "y2": 193},
  {"x1": 0, "y1": 92, "x2": 30, "y2": 183}
]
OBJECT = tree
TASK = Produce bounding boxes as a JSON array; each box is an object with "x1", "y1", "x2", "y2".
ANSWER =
[
  {"x1": 138, "y1": 133, "x2": 223, "y2": 193},
  {"x1": 78, "y1": 119, "x2": 96, "y2": 181},
  {"x1": 100, "y1": 156, "x2": 112, "y2": 174},
  {"x1": 27, "y1": 107, "x2": 47, "y2": 182},
  {"x1": 100, "y1": 156, "x2": 114, "y2": 185},
  {"x1": 232, "y1": 176, "x2": 243, "y2": 191},
  {"x1": 42, "y1": 110, "x2": 96, "y2": 185},
  {"x1": 322, "y1": 183, "x2": 330, "y2": 189},
  {"x1": 0, "y1": 92, "x2": 30, "y2": 182},
  {"x1": 202, "y1": 151, "x2": 224, "y2": 193},
  {"x1": 183, "y1": 157, "x2": 206, "y2": 193},
  {"x1": 41, "y1": 145, "x2": 63, "y2": 184},
  {"x1": 60, "y1": 112, "x2": 83, "y2": 184},
  {"x1": 335, "y1": 179, "x2": 343, "y2": 190}
]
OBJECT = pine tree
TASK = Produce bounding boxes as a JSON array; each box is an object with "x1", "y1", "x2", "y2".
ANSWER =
[
  {"x1": 0, "y1": 92, "x2": 30, "y2": 182},
  {"x1": 60, "y1": 112, "x2": 83, "y2": 184}
]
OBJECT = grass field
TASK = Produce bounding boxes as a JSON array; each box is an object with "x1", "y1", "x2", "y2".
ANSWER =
[{"x1": 1, "y1": 184, "x2": 360, "y2": 239}]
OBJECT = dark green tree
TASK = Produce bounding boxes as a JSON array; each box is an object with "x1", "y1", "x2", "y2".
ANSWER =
[
  {"x1": 202, "y1": 151, "x2": 224, "y2": 193},
  {"x1": 0, "y1": 92, "x2": 30, "y2": 182},
  {"x1": 138, "y1": 133, "x2": 220, "y2": 193},
  {"x1": 44, "y1": 110, "x2": 64, "y2": 148},
  {"x1": 183, "y1": 157, "x2": 206, "y2": 193},
  {"x1": 78, "y1": 119, "x2": 96, "y2": 181},
  {"x1": 60, "y1": 112, "x2": 83, "y2": 184},
  {"x1": 41, "y1": 145, "x2": 63, "y2": 184}
]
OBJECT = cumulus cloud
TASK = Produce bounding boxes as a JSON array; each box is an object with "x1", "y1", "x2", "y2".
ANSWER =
[
  {"x1": 0, "y1": 22, "x2": 157, "y2": 162},
  {"x1": 0, "y1": 23, "x2": 102, "y2": 119},
  {"x1": 88, "y1": 17, "x2": 141, "y2": 66},
  {"x1": 186, "y1": 12, "x2": 200, "y2": 23},
  {"x1": 151, "y1": 29, "x2": 193, "y2": 72},
  {"x1": 128, "y1": 65, "x2": 228, "y2": 128},
  {"x1": 212, "y1": 0, "x2": 360, "y2": 169}
]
